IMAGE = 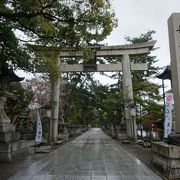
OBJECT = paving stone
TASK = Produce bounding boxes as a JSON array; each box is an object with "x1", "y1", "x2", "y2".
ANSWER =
[
  {"x1": 76, "y1": 176, "x2": 91, "y2": 180},
  {"x1": 35, "y1": 170, "x2": 49, "y2": 175},
  {"x1": 136, "y1": 175, "x2": 162, "y2": 180},
  {"x1": 77, "y1": 170, "x2": 91, "y2": 176},
  {"x1": 49, "y1": 168, "x2": 64, "y2": 175},
  {"x1": 64, "y1": 175, "x2": 76, "y2": 180},
  {"x1": 107, "y1": 176, "x2": 122, "y2": 180},
  {"x1": 79, "y1": 163, "x2": 92, "y2": 170},
  {"x1": 92, "y1": 176, "x2": 107, "y2": 180},
  {"x1": 92, "y1": 171, "x2": 106, "y2": 176},
  {"x1": 8, "y1": 176, "x2": 31, "y2": 180},
  {"x1": 92, "y1": 165, "x2": 105, "y2": 171},
  {"x1": 7, "y1": 128, "x2": 161, "y2": 180},
  {"x1": 106, "y1": 169, "x2": 120, "y2": 176},
  {"x1": 120, "y1": 171, "x2": 138, "y2": 176},
  {"x1": 30, "y1": 175, "x2": 64, "y2": 180},
  {"x1": 120, "y1": 175, "x2": 138, "y2": 180}
]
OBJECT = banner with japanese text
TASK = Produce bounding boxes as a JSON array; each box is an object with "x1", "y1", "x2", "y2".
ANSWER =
[
  {"x1": 164, "y1": 92, "x2": 173, "y2": 138},
  {"x1": 35, "y1": 111, "x2": 42, "y2": 144}
]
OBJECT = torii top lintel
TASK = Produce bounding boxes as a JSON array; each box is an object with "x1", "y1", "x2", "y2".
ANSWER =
[
  {"x1": 29, "y1": 41, "x2": 156, "y2": 57},
  {"x1": 59, "y1": 41, "x2": 156, "y2": 57}
]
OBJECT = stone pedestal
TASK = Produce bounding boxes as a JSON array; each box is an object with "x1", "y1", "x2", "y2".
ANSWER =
[
  {"x1": 0, "y1": 130, "x2": 20, "y2": 143},
  {"x1": 168, "y1": 134, "x2": 180, "y2": 145},
  {"x1": 0, "y1": 140, "x2": 29, "y2": 162},
  {"x1": 58, "y1": 133, "x2": 69, "y2": 141},
  {"x1": 0, "y1": 91, "x2": 29, "y2": 162},
  {"x1": 152, "y1": 142, "x2": 180, "y2": 179}
]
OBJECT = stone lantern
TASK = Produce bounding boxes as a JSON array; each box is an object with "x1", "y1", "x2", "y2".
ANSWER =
[{"x1": 0, "y1": 66, "x2": 29, "y2": 162}]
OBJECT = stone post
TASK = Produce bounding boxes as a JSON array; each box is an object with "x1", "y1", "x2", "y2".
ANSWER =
[
  {"x1": 168, "y1": 13, "x2": 180, "y2": 134},
  {"x1": 51, "y1": 57, "x2": 60, "y2": 142},
  {"x1": 122, "y1": 54, "x2": 137, "y2": 141},
  {"x1": 0, "y1": 92, "x2": 12, "y2": 124},
  {"x1": 0, "y1": 91, "x2": 19, "y2": 142}
]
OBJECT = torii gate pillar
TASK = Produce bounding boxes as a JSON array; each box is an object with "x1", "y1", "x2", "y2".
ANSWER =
[
  {"x1": 122, "y1": 54, "x2": 137, "y2": 141},
  {"x1": 51, "y1": 58, "x2": 60, "y2": 142}
]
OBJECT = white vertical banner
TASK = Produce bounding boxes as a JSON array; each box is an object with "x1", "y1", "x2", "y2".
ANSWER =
[
  {"x1": 35, "y1": 111, "x2": 42, "y2": 144},
  {"x1": 164, "y1": 92, "x2": 173, "y2": 138}
]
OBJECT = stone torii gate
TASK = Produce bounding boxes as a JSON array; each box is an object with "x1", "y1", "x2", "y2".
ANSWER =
[{"x1": 49, "y1": 41, "x2": 156, "y2": 142}]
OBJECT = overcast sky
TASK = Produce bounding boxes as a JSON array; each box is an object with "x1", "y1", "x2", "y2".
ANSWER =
[
  {"x1": 93, "y1": 0, "x2": 180, "y2": 89},
  {"x1": 105, "y1": 0, "x2": 180, "y2": 67}
]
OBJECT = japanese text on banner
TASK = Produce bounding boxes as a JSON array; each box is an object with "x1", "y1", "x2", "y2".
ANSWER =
[{"x1": 164, "y1": 92, "x2": 173, "y2": 138}]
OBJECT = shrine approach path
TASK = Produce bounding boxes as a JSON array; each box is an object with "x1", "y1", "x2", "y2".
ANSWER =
[{"x1": 8, "y1": 128, "x2": 161, "y2": 180}]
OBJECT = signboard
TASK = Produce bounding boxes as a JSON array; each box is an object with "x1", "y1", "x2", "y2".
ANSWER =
[{"x1": 164, "y1": 92, "x2": 173, "y2": 138}]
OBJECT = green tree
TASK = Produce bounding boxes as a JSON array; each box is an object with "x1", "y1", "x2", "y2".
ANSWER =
[
  {"x1": 0, "y1": 0, "x2": 117, "y2": 72},
  {"x1": 62, "y1": 72, "x2": 97, "y2": 125},
  {"x1": 125, "y1": 31, "x2": 163, "y2": 121},
  {"x1": 5, "y1": 82, "x2": 34, "y2": 125}
]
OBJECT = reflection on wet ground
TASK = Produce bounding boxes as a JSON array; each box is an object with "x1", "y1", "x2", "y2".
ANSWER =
[{"x1": 2, "y1": 128, "x2": 161, "y2": 180}]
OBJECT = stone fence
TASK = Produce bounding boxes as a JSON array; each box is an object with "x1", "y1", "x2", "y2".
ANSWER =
[{"x1": 58, "y1": 124, "x2": 89, "y2": 141}]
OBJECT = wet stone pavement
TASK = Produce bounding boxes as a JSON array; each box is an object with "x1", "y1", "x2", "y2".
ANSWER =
[{"x1": 7, "y1": 128, "x2": 161, "y2": 180}]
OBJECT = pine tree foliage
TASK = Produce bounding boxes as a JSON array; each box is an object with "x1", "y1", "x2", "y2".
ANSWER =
[
  {"x1": 0, "y1": 0, "x2": 117, "y2": 73},
  {"x1": 125, "y1": 31, "x2": 163, "y2": 121}
]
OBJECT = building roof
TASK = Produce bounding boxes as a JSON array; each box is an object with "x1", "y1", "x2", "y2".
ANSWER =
[
  {"x1": 156, "y1": 65, "x2": 171, "y2": 80},
  {"x1": 0, "y1": 68, "x2": 24, "y2": 82}
]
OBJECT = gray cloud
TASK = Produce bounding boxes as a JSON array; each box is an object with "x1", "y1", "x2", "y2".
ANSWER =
[{"x1": 105, "y1": 0, "x2": 180, "y2": 67}]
